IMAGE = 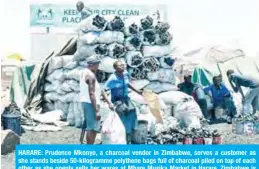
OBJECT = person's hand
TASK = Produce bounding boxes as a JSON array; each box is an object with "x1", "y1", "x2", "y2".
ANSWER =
[
  {"x1": 96, "y1": 112, "x2": 101, "y2": 121},
  {"x1": 108, "y1": 103, "x2": 114, "y2": 111}
]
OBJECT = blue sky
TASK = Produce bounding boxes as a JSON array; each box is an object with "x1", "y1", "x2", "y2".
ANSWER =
[{"x1": 0, "y1": 0, "x2": 259, "y2": 59}]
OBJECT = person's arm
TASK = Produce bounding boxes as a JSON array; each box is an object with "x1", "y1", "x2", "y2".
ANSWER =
[
  {"x1": 101, "y1": 90, "x2": 114, "y2": 110},
  {"x1": 222, "y1": 85, "x2": 231, "y2": 97},
  {"x1": 129, "y1": 83, "x2": 142, "y2": 95},
  {"x1": 228, "y1": 76, "x2": 239, "y2": 93},
  {"x1": 204, "y1": 86, "x2": 213, "y2": 100},
  {"x1": 86, "y1": 75, "x2": 98, "y2": 114}
]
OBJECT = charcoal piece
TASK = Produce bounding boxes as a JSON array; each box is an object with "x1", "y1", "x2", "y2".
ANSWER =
[
  {"x1": 112, "y1": 44, "x2": 126, "y2": 58},
  {"x1": 141, "y1": 16, "x2": 154, "y2": 30},
  {"x1": 95, "y1": 44, "x2": 108, "y2": 55},
  {"x1": 143, "y1": 57, "x2": 160, "y2": 72},
  {"x1": 92, "y1": 15, "x2": 107, "y2": 29},
  {"x1": 96, "y1": 70, "x2": 110, "y2": 83},
  {"x1": 158, "y1": 32, "x2": 173, "y2": 45},
  {"x1": 155, "y1": 21, "x2": 170, "y2": 34},
  {"x1": 129, "y1": 23, "x2": 139, "y2": 35},
  {"x1": 109, "y1": 16, "x2": 125, "y2": 31},
  {"x1": 143, "y1": 29, "x2": 156, "y2": 44},
  {"x1": 129, "y1": 36, "x2": 142, "y2": 48}
]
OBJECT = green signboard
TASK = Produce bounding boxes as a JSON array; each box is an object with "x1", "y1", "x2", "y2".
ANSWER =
[{"x1": 30, "y1": 4, "x2": 168, "y2": 27}]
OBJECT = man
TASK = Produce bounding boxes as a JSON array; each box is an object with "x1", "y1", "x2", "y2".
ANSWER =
[
  {"x1": 204, "y1": 75, "x2": 236, "y2": 123},
  {"x1": 227, "y1": 70, "x2": 259, "y2": 114},
  {"x1": 76, "y1": 1, "x2": 92, "y2": 20},
  {"x1": 104, "y1": 60, "x2": 142, "y2": 144},
  {"x1": 177, "y1": 75, "x2": 195, "y2": 96},
  {"x1": 178, "y1": 75, "x2": 208, "y2": 120},
  {"x1": 80, "y1": 55, "x2": 113, "y2": 144}
]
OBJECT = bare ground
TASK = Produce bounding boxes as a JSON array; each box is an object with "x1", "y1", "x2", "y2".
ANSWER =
[{"x1": 2, "y1": 123, "x2": 259, "y2": 169}]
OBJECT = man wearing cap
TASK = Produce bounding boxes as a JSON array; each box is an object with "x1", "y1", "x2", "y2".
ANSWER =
[
  {"x1": 227, "y1": 70, "x2": 259, "y2": 114},
  {"x1": 76, "y1": 1, "x2": 92, "y2": 20},
  {"x1": 80, "y1": 55, "x2": 113, "y2": 144},
  {"x1": 104, "y1": 60, "x2": 142, "y2": 144}
]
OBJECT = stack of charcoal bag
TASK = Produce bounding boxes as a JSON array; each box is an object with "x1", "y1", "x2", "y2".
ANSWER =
[
  {"x1": 42, "y1": 14, "x2": 177, "y2": 128},
  {"x1": 138, "y1": 16, "x2": 177, "y2": 94},
  {"x1": 43, "y1": 55, "x2": 85, "y2": 127}
]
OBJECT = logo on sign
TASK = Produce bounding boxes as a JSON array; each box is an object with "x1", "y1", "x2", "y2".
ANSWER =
[{"x1": 36, "y1": 8, "x2": 54, "y2": 24}]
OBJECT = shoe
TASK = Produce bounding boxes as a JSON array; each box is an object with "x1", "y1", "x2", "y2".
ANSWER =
[{"x1": 227, "y1": 116, "x2": 232, "y2": 124}]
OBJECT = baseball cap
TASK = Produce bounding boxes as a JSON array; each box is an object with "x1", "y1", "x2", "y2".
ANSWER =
[{"x1": 86, "y1": 55, "x2": 101, "y2": 64}]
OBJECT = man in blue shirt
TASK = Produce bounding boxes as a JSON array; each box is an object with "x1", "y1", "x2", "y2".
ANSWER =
[
  {"x1": 204, "y1": 76, "x2": 236, "y2": 123},
  {"x1": 227, "y1": 70, "x2": 259, "y2": 114},
  {"x1": 104, "y1": 60, "x2": 142, "y2": 144},
  {"x1": 76, "y1": 1, "x2": 92, "y2": 20}
]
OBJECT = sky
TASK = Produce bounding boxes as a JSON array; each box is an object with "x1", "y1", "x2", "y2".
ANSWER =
[{"x1": 0, "y1": 0, "x2": 259, "y2": 59}]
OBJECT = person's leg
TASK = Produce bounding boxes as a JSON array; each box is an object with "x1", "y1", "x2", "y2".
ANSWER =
[
  {"x1": 222, "y1": 97, "x2": 235, "y2": 123},
  {"x1": 118, "y1": 113, "x2": 131, "y2": 144},
  {"x1": 252, "y1": 95, "x2": 259, "y2": 114},
  {"x1": 83, "y1": 102, "x2": 100, "y2": 144},
  {"x1": 197, "y1": 99, "x2": 209, "y2": 119},
  {"x1": 243, "y1": 87, "x2": 259, "y2": 114}
]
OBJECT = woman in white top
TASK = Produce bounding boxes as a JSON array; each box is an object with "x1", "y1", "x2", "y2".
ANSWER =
[{"x1": 80, "y1": 55, "x2": 113, "y2": 144}]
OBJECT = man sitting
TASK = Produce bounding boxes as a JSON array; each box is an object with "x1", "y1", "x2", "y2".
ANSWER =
[
  {"x1": 177, "y1": 75, "x2": 195, "y2": 96},
  {"x1": 178, "y1": 74, "x2": 208, "y2": 120},
  {"x1": 204, "y1": 76, "x2": 237, "y2": 124}
]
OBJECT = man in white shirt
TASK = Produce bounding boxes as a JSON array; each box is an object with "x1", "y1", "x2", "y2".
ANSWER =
[{"x1": 80, "y1": 55, "x2": 113, "y2": 144}]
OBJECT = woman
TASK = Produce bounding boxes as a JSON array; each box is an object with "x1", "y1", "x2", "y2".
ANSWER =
[{"x1": 104, "y1": 60, "x2": 142, "y2": 144}]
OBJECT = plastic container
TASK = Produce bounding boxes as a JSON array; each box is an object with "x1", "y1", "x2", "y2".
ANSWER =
[
  {"x1": 2, "y1": 113, "x2": 21, "y2": 136},
  {"x1": 212, "y1": 136, "x2": 222, "y2": 144},
  {"x1": 234, "y1": 121, "x2": 244, "y2": 135},
  {"x1": 183, "y1": 138, "x2": 193, "y2": 144},
  {"x1": 204, "y1": 138, "x2": 213, "y2": 144},
  {"x1": 132, "y1": 120, "x2": 148, "y2": 144},
  {"x1": 244, "y1": 121, "x2": 254, "y2": 136},
  {"x1": 193, "y1": 138, "x2": 204, "y2": 144}
]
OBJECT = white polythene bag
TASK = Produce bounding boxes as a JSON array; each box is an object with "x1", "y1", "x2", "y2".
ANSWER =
[
  {"x1": 142, "y1": 45, "x2": 173, "y2": 57},
  {"x1": 78, "y1": 31, "x2": 124, "y2": 45},
  {"x1": 101, "y1": 111, "x2": 126, "y2": 144}
]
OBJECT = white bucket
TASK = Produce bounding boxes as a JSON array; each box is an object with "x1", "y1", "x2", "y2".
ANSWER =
[
  {"x1": 244, "y1": 121, "x2": 254, "y2": 136},
  {"x1": 204, "y1": 138, "x2": 213, "y2": 144}
]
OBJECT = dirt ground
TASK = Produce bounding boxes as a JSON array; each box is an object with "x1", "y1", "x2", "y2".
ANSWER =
[{"x1": 2, "y1": 123, "x2": 259, "y2": 169}]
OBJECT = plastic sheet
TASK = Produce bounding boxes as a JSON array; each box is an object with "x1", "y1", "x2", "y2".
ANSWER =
[
  {"x1": 78, "y1": 31, "x2": 124, "y2": 45},
  {"x1": 47, "y1": 57, "x2": 63, "y2": 75},
  {"x1": 147, "y1": 68, "x2": 175, "y2": 83},
  {"x1": 73, "y1": 44, "x2": 108, "y2": 61},
  {"x1": 142, "y1": 45, "x2": 173, "y2": 57}
]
